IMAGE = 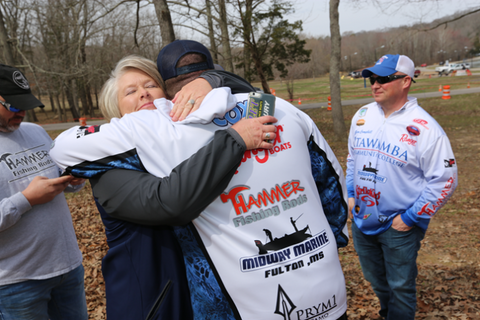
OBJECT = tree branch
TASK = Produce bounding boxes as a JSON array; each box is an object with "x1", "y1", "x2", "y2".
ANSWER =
[{"x1": 420, "y1": 7, "x2": 480, "y2": 31}]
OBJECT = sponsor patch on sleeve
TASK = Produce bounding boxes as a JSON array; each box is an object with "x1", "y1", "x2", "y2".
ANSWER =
[
  {"x1": 76, "y1": 125, "x2": 101, "y2": 139},
  {"x1": 444, "y1": 159, "x2": 456, "y2": 168}
]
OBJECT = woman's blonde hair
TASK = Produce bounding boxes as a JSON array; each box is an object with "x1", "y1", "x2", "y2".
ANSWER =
[{"x1": 99, "y1": 55, "x2": 165, "y2": 121}]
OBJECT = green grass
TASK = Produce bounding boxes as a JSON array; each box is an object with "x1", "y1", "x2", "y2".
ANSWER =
[{"x1": 251, "y1": 73, "x2": 480, "y2": 104}]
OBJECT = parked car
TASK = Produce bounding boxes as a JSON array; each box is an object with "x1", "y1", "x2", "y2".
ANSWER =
[
  {"x1": 420, "y1": 63, "x2": 427, "y2": 67},
  {"x1": 435, "y1": 63, "x2": 470, "y2": 76},
  {"x1": 349, "y1": 71, "x2": 362, "y2": 78},
  {"x1": 414, "y1": 70, "x2": 421, "y2": 77}
]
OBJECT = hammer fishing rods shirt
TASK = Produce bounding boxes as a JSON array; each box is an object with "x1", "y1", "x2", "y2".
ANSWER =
[{"x1": 51, "y1": 88, "x2": 349, "y2": 320}]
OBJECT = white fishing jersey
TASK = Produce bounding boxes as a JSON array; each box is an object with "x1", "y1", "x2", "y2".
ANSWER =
[
  {"x1": 346, "y1": 97, "x2": 457, "y2": 235},
  {"x1": 51, "y1": 88, "x2": 348, "y2": 320}
]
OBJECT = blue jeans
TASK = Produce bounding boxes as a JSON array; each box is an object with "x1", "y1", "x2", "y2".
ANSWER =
[
  {"x1": 0, "y1": 264, "x2": 88, "y2": 320},
  {"x1": 352, "y1": 221, "x2": 425, "y2": 320}
]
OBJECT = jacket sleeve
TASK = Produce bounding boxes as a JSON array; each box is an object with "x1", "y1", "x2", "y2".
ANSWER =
[
  {"x1": 305, "y1": 117, "x2": 349, "y2": 248},
  {"x1": 0, "y1": 193, "x2": 32, "y2": 232},
  {"x1": 199, "y1": 70, "x2": 256, "y2": 93},
  {"x1": 50, "y1": 117, "x2": 139, "y2": 177},
  {"x1": 90, "y1": 128, "x2": 246, "y2": 226},
  {"x1": 346, "y1": 115, "x2": 357, "y2": 199},
  {"x1": 401, "y1": 135, "x2": 458, "y2": 227}
]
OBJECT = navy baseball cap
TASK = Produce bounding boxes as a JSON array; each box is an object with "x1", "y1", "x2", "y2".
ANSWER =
[
  {"x1": 157, "y1": 40, "x2": 214, "y2": 81},
  {"x1": 0, "y1": 64, "x2": 44, "y2": 110},
  {"x1": 362, "y1": 54, "x2": 415, "y2": 78}
]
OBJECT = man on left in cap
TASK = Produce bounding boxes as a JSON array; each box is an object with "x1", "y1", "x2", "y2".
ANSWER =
[{"x1": 0, "y1": 64, "x2": 88, "y2": 320}]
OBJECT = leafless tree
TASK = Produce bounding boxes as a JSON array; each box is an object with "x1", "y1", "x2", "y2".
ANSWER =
[
  {"x1": 329, "y1": 0, "x2": 347, "y2": 141},
  {"x1": 152, "y1": 0, "x2": 175, "y2": 45},
  {"x1": 0, "y1": 2, "x2": 15, "y2": 65}
]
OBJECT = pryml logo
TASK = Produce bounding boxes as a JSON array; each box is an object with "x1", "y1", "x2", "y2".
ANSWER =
[
  {"x1": 274, "y1": 285, "x2": 338, "y2": 320},
  {"x1": 406, "y1": 125, "x2": 420, "y2": 136},
  {"x1": 274, "y1": 285, "x2": 296, "y2": 319}
]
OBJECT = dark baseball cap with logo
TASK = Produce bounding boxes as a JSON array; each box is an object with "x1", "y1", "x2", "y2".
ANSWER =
[
  {"x1": 157, "y1": 40, "x2": 214, "y2": 81},
  {"x1": 0, "y1": 64, "x2": 44, "y2": 111}
]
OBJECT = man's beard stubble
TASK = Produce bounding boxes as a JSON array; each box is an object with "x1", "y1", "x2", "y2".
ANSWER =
[{"x1": 0, "y1": 115, "x2": 22, "y2": 133}]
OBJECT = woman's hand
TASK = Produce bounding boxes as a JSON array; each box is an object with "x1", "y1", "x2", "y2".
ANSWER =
[
  {"x1": 231, "y1": 116, "x2": 278, "y2": 150},
  {"x1": 171, "y1": 78, "x2": 212, "y2": 121}
]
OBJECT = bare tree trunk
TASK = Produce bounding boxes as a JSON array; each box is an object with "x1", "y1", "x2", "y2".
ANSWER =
[
  {"x1": 241, "y1": 0, "x2": 253, "y2": 81},
  {"x1": 26, "y1": 109, "x2": 38, "y2": 122},
  {"x1": 55, "y1": 93, "x2": 66, "y2": 122},
  {"x1": 94, "y1": 86, "x2": 99, "y2": 110},
  {"x1": 286, "y1": 79, "x2": 294, "y2": 102},
  {"x1": 78, "y1": 79, "x2": 89, "y2": 116},
  {"x1": 0, "y1": 6, "x2": 15, "y2": 65},
  {"x1": 48, "y1": 90, "x2": 56, "y2": 113},
  {"x1": 205, "y1": 0, "x2": 218, "y2": 64},
  {"x1": 329, "y1": 0, "x2": 347, "y2": 141},
  {"x1": 152, "y1": 0, "x2": 175, "y2": 46},
  {"x1": 86, "y1": 83, "x2": 94, "y2": 117},
  {"x1": 218, "y1": 0, "x2": 234, "y2": 72},
  {"x1": 65, "y1": 81, "x2": 80, "y2": 120}
]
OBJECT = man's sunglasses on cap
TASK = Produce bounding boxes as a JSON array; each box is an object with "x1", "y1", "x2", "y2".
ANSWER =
[
  {"x1": 369, "y1": 74, "x2": 408, "y2": 85},
  {"x1": 0, "y1": 100, "x2": 22, "y2": 113}
]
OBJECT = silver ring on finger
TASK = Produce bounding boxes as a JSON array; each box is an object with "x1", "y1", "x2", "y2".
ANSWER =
[
  {"x1": 188, "y1": 99, "x2": 195, "y2": 105},
  {"x1": 265, "y1": 132, "x2": 271, "y2": 140}
]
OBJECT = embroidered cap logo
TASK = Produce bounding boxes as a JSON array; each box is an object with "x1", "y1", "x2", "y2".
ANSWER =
[{"x1": 12, "y1": 71, "x2": 30, "y2": 90}]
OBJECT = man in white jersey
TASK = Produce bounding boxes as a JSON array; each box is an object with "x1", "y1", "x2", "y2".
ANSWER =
[
  {"x1": 50, "y1": 78, "x2": 350, "y2": 319},
  {"x1": 346, "y1": 54, "x2": 457, "y2": 319},
  {"x1": 0, "y1": 64, "x2": 87, "y2": 319}
]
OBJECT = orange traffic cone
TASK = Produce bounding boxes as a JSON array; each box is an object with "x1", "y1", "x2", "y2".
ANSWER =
[
  {"x1": 468, "y1": 82, "x2": 470, "y2": 88},
  {"x1": 442, "y1": 85, "x2": 451, "y2": 100},
  {"x1": 439, "y1": 85, "x2": 442, "y2": 92},
  {"x1": 298, "y1": 98, "x2": 301, "y2": 105},
  {"x1": 429, "y1": 74, "x2": 431, "y2": 79},
  {"x1": 327, "y1": 96, "x2": 332, "y2": 111}
]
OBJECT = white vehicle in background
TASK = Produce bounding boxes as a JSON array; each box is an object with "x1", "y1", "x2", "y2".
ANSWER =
[{"x1": 435, "y1": 63, "x2": 470, "y2": 76}]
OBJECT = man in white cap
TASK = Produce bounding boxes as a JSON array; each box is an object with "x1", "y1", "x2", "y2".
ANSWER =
[
  {"x1": 346, "y1": 54, "x2": 457, "y2": 319},
  {"x1": 0, "y1": 64, "x2": 87, "y2": 320}
]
